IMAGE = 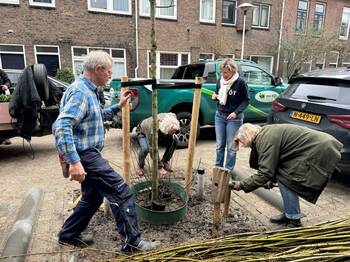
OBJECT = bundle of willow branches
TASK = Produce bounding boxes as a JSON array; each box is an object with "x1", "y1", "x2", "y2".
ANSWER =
[{"x1": 113, "y1": 218, "x2": 350, "y2": 262}]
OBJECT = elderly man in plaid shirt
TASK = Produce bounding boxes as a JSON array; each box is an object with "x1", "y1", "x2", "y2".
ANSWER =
[{"x1": 52, "y1": 50, "x2": 158, "y2": 252}]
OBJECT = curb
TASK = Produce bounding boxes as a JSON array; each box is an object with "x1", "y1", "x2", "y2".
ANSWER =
[
  {"x1": 1, "y1": 187, "x2": 43, "y2": 262},
  {"x1": 233, "y1": 171, "x2": 284, "y2": 212}
]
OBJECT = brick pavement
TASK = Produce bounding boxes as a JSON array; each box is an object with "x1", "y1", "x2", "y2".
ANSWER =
[{"x1": 0, "y1": 128, "x2": 349, "y2": 261}]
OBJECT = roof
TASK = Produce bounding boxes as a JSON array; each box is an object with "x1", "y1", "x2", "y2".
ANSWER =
[{"x1": 298, "y1": 67, "x2": 350, "y2": 80}]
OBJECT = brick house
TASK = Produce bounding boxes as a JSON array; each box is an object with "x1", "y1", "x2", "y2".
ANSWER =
[{"x1": 0, "y1": 0, "x2": 349, "y2": 80}]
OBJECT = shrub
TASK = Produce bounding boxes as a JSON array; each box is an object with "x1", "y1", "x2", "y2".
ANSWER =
[
  {"x1": 55, "y1": 68, "x2": 75, "y2": 84},
  {"x1": 0, "y1": 94, "x2": 11, "y2": 102}
]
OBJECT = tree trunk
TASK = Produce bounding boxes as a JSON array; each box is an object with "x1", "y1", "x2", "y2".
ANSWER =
[{"x1": 150, "y1": 0, "x2": 159, "y2": 202}]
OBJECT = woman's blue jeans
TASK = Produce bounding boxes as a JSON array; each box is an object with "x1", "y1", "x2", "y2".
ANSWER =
[
  {"x1": 278, "y1": 181, "x2": 301, "y2": 220},
  {"x1": 214, "y1": 111, "x2": 243, "y2": 171}
]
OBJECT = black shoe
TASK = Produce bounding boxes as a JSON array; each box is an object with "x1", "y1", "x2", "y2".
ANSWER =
[
  {"x1": 270, "y1": 214, "x2": 289, "y2": 224},
  {"x1": 287, "y1": 219, "x2": 302, "y2": 228},
  {"x1": 59, "y1": 234, "x2": 94, "y2": 248},
  {"x1": 270, "y1": 214, "x2": 302, "y2": 227}
]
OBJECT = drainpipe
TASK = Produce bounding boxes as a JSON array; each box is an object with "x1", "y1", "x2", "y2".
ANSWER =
[
  {"x1": 134, "y1": 0, "x2": 139, "y2": 78},
  {"x1": 276, "y1": 0, "x2": 285, "y2": 75}
]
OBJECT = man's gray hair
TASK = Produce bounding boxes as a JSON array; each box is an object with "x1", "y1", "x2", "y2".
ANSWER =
[{"x1": 83, "y1": 50, "x2": 113, "y2": 71}]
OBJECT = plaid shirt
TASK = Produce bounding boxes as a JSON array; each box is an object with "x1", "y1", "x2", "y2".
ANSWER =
[{"x1": 52, "y1": 76, "x2": 119, "y2": 164}]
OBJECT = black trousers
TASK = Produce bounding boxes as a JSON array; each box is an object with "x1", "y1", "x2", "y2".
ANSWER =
[{"x1": 58, "y1": 149, "x2": 141, "y2": 247}]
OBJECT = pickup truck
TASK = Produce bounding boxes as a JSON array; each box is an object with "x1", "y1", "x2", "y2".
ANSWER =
[{"x1": 111, "y1": 59, "x2": 288, "y2": 148}]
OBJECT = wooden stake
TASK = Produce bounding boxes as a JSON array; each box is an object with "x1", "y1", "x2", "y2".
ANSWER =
[
  {"x1": 121, "y1": 76, "x2": 131, "y2": 185},
  {"x1": 213, "y1": 203, "x2": 221, "y2": 238},
  {"x1": 223, "y1": 186, "x2": 231, "y2": 219},
  {"x1": 212, "y1": 167, "x2": 230, "y2": 236},
  {"x1": 185, "y1": 77, "x2": 202, "y2": 194}
]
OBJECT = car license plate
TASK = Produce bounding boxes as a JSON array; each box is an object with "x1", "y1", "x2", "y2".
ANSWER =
[{"x1": 290, "y1": 111, "x2": 321, "y2": 124}]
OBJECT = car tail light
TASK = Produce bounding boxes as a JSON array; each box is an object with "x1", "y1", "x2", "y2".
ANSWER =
[
  {"x1": 272, "y1": 100, "x2": 286, "y2": 112},
  {"x1": 328, "y1": 115, "x2": 350, "y2": 129}
]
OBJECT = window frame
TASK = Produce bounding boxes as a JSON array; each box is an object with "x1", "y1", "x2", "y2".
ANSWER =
[
  {"x1": 139, "y1": 0, "x2": 177, "y2": 20},
  {"x1": 312, "y1": 2, "x2": 326, "y2": 34},
  {"x1": 0, "y1": 0, "x2": 19, "y2": 4},
  {"x1": 200, "y1": 0, "x2": 216, "y2": 24},
  {"x1": 339, "y1": 7, "x2": 350, "y2": 40},
  {"x1": 199, "y1": 53, "x2": 214, "y2": 62},
  {"x1": 328, "y1": 51, "x2": 339, "y2": 68},
  {"x1": 295, "y1": 0, "x2": 309, "y2": 34},
  {"x1": 249, "y1": 55, "x2": 274, "y2": 73},
  {"x1": 252, "y1": 3, "x2": 271, "y2": 29},
  {"x1": 34, "y1": 45, "x2": 61, "y2": 75},
  {"x1": 147, "y1": 50, "x2": 191, "y2": 79},
  {"x1": 29, "y1": 0, "x2": 55, "y2": 8},
  {"x1": 240, "y1": 64, "x2": 274, "y2": 86},
  {"x1": 87, "y1": 0, "x2": 132, "y2": 15},
  {"x1": 71, "y1": 46, "x2": 127, "y2": 79},
  {"x1": 342, "y1": 52, "x2": 350, "y2": 67},
  {"x1": 221, "y1": 0, "x2": 237, "y2": 25},
  {"x1": 0, "y1": 44, "x2": 26, "y2": 70}
]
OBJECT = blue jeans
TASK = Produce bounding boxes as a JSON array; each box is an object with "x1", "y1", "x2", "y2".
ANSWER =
[
  {"x1": 214, "y1": 111, "x2": 243, "y2": 171},
  {"x1": 137, "y1": 133, "x2": 177, "y2": 169},
  {"x1": 278, "y1": 181, "x2": 301, "y2": 220},
  {"x1": 58, "y1": 149, "x2": 141, "y2": 247}
]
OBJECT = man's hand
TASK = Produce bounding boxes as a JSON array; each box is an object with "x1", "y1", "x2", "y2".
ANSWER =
[
  {"x1": 69, "y1": 161, "x2": 86, "y2": 183},
  {"x1": 227, "y1": 112, "x2": 237, "y2": 120},
  {"x1": 118, "y1": 90, "x2": 132, "y2": 108},
  {"x1": 1, "y1": 85, "x2": 8, "y2": 91},
  {"x1": 229, "y1": 181, "x2": 241, "y2": 191},
  {"x1": 211, "y1": 93, "x2": 218, "y2": 100}
]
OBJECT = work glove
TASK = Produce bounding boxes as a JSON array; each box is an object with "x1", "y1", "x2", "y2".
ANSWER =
[
  {"x1": 263, "y1": 181, "x2": 277, "y2": 190},
  {"x1": 229, "y1": 181, "x2": 241, "y2": 191}
]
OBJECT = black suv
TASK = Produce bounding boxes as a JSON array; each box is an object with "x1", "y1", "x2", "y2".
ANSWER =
[{"x1": 268, "y1": 67, "x2": 350, "y2": 175}]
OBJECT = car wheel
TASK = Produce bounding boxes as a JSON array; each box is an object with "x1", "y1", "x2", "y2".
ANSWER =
[
  {"x1": 32, "y1": 64, "x2": 49, "y2": 101},
  {"x1": 175, "y1": 111, "x2": 200, "y2": 148}
]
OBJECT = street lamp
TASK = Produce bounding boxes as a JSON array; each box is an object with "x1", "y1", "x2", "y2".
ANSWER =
[{"x1": 238, "y1": 2, "x2": 255, "y2": 60}]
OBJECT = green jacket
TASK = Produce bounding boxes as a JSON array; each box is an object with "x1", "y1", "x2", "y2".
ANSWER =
[{"x1": 240, "y1": 124, "x2": 343, "y2": 204}]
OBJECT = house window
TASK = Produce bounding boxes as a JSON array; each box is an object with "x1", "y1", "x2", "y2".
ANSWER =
[
  {"x1": 139, "y1": 0, "x2": 177, "y2": 19},
  {"x1": 340, "y1": 7, "x2": 350, "y2": 40},
  {"x1": 218, "y1": 54, "x2": 234, "y2": 59},
  {"x1": 29, "y1": 0, "x2": 55, "y2": 7},
  {"x1": 296, "y1": 0, "x2": 309, "y2": 33},
  {"x1": 72, "y1": 47, "x2": 126, "y2": 79},
  {"x1": 313, "y1": 3, "x2": 326, "y2": 33},
  {"x1": 147, "y1": 51, "x2": 190, "y2": 79},
  {"x1": 301, "y1": 61, "x2": 312, "y2": 73},
  {"x1": 329, "y1": 51, "x2": 339, "y2": 68},
  {"x1": 34, "y1": 45, "x2": 60, "y2": 76},
  {"x1": 0, "y1": 0, "x2": 19, "y2": 4},
  {"x1": 88, "y1": 0, "x2": 131, "y2": 15},
  {"x1": 222, "y1": 0, "x2": 236, "y2": 25},
  {"x1": 0, "y1": 44, "x2": 25, "y2": 70},
  {"x1": 200, "y1": 0, "x2": 215, "y2": 23},
  {"x1": 249, "y1": 55, "x2": 273, "y2": 73},
  {"x1": 342, "y1": 53, "x2": 350, "y2": 67},
  {"x1": 199, "y1": 53, "x2": 214, "y2": 62},
  {"x1": 252, "y1": 3, "x2": 270, "y2": 29},
  {"x1": 315, "y1": 54, "x2": 325, "y2": 69}
]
